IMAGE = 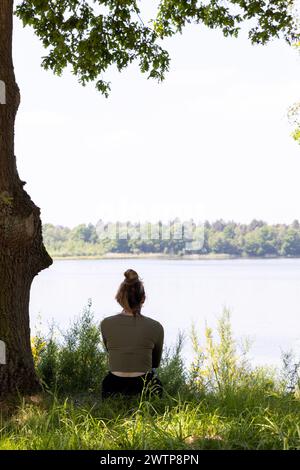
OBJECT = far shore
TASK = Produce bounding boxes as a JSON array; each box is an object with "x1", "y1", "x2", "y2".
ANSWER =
[{"x1": 49, "y1": 253, "x2": 300, "y2": 261}]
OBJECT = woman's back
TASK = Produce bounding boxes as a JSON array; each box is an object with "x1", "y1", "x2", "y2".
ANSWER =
[
  {"x1": 101, "y1": 313, "x2": 164, "y2": 373},
  {"x1": 100, "y1": 268, "x2": 164, "y2": 399}
]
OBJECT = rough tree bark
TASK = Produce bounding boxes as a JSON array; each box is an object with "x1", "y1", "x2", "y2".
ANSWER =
[{"x1": 0, "y1": 0, "x2": 52, "y2": 397}]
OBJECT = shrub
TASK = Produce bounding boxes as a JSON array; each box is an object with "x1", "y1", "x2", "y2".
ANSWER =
[
  {"x1": 34, "y1": 300, "x2": 107, "y2": 394},
  {"x1": 188, "y1": 308, "x2": 279, "y2": 400},
  {"x1": 159, "y1": 331, "x2": 191, "y2": 398}
]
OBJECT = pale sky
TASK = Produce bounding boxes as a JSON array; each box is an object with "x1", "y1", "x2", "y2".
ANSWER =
[{"x1": 13, "y1": 9, "x2": 300, "y2": 228}]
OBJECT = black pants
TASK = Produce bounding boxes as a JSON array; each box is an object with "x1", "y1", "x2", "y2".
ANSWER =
[{"x1": 101, "y1": 371, "x2": 163, "y2": 400}]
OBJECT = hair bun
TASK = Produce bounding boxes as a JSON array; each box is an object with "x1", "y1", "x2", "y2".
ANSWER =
[{"x1": 124, "y1": 269, "x2": 139, "y2": 284}]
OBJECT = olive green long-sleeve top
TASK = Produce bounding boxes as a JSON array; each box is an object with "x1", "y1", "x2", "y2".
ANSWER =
[{"x1": 100, "y1": 313, "x2": 164, "y2": 372}]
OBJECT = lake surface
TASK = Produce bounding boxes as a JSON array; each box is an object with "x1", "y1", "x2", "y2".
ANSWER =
[{"x1": 29, "y1": 258, "x2": 300, "y2": 369}]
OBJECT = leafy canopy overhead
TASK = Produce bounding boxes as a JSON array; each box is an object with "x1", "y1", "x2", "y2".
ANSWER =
[{"x1": 15, "y1": 1, "x2": 298, "y2": 96}]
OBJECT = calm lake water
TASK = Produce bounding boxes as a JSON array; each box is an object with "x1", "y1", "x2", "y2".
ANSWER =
[{"x1": 29, "y1": 258, "x2": 300, "y2": 369}]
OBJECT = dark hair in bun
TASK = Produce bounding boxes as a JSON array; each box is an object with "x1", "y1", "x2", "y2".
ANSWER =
[
  {"x1": 115, "y1": 269, "x2": 146, "y2": 315},
  {"x1": 124, "y1": 269, "x2": 139, "y2": 284}
]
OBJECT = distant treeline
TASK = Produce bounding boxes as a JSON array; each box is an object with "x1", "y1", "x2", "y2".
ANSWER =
[{"x1": 42, "y1": 219, "x2": 300, "y2": 258}]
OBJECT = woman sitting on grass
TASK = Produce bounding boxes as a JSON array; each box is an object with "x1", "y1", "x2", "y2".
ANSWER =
[{"x1": 100, "y1": 269, "x2": 164, "y2": 400}]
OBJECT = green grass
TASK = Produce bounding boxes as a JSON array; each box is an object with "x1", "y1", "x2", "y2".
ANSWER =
[
  {"x1": 1, "y1": 391, "x2": 299, "y2": 450},
  {"x1": 1, "y1": 305, "x2": 299, "y2": 450}
]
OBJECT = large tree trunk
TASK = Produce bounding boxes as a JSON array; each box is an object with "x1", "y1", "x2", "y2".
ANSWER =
[{"x1": 0, "y1": 0, "x2": 52, "y2": 397}]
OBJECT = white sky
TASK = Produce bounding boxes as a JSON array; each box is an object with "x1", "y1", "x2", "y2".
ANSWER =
[{"x1": 13, "y1": 10, "x2": 300, "y2": 228}]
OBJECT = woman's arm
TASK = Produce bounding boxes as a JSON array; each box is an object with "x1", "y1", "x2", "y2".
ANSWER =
[
  {"x1": 100, "y1": 320, "x2": 108, "y2": 352},
  {"x1": 152, "y1": 325, "x2": 164, "y2": 369}
]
